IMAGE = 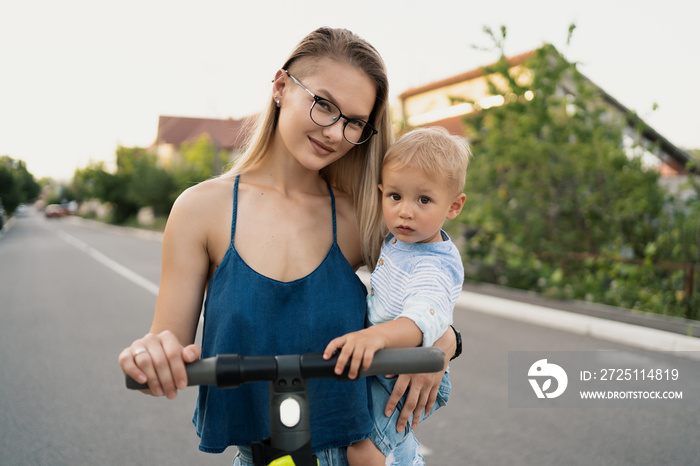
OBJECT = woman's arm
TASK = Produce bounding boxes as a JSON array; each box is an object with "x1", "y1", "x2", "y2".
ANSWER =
[
  {"x1": 383, "y1": 325, "x2": 457, "y2": 432},
  {"x1": 118, "y1": 185, "x2": 212, "y2": 399}
]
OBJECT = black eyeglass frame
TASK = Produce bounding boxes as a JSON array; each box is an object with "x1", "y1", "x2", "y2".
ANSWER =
[{"x1": 283, "y1": 70, "x2": 378, "y2": 146}]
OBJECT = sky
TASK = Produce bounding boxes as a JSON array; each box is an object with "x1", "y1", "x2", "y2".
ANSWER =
[{"x1": 1, "y1": 0, "x2": 698, "y2": 181}]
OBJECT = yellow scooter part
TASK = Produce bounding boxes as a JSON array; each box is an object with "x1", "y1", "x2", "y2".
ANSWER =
[{"x1": 268, "y1": 455, "x2": 319, "y2": 466}]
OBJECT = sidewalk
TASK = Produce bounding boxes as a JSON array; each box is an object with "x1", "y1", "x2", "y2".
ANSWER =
[{"x1": 356, "y1": 270, "x2": 700, "y2": 354}]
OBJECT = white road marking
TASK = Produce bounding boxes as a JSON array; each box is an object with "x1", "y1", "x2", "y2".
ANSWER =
[{"x1": 57, "y1": 229, "x2": 159, "y2": 296}]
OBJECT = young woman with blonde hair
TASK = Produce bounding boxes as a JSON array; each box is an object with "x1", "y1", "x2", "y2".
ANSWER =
[{"x1": 118, "y1": 27, "x2": 455, "y2": 465}]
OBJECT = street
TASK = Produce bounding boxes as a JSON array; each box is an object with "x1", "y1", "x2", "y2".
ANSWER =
[{"x1": 1, "y1": 209, "x2": 698, "y2": 465}]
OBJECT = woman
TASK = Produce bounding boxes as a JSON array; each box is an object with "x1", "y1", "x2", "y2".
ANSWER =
[{"x1": 118, "y1": 27, "x2": 455, "y2": 465}]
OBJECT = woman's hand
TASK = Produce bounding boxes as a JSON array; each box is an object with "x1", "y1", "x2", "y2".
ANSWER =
[
  {"x1": 118, "y1": 330, "x2": 201, "y2": 399},
  {"x1": 384, "y1": 371, "x2": 443, "y2": 432},
  {"x1": 384, "y1": 326, "x2": 456, "y2": 432}
]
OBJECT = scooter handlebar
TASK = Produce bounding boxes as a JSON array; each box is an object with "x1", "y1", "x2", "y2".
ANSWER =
[{"x1": 125, "y1": 347, "x2": 445, "y2": 390}]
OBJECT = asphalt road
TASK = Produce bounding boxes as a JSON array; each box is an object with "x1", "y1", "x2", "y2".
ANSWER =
[{"x1": 1, "y1": 209, "x2": 698, "y2": 465}]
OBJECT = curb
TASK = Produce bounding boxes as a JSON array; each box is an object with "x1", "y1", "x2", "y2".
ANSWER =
[
  {"x1": 63, "y1": 216, "x2": 164, "y2": 242},
  {"x1": 356, "y1": 270, "x2": 700, "y2": 355},
  {"x1": 0, "y1": 215, "x2": 16, "y2": 237},
  {"x1": 458, "y1": 292, "x2": 700, "y2": 354}
]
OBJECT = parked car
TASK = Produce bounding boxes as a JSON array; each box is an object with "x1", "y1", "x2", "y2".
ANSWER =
[
  {"x1": 16, "y1": 203, "x2": 29, "y2": 217},
  {"x1": 45, "y1": 204, "x2": 65, "y2": 218}
]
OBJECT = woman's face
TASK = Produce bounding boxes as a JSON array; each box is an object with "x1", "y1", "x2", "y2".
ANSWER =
[{"x1": 276, "y1": 59, "x2": 377, "y2": 172}]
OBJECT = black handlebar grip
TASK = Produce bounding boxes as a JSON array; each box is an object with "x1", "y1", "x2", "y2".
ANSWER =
[
  {"x1": 359, "y1": 347, "x2": 445, "y2": 377},
  {"x1": 125, "y1": 375, "x2": 148, "y2": 390},
  {"x1": 125, "y1": 357, "x2": 218, "y2": 390}
]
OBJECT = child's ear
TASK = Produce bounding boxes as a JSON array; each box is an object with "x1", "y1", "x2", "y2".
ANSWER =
[
  {"x1": 446, "y1": 193, "x2": 466, "y2": 220},
  {"x1": 378, "y1": 184, "x2": 384, "y2": 193}
]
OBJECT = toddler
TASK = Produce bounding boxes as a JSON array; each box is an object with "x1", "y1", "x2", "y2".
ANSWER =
[{"x1": 324, "y1": 126, "x2": 471, "y2": 465}]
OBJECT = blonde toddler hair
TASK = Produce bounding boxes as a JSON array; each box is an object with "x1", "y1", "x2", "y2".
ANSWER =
[{"x1": 382, "y1": 126, "x2": 471, "y2": 196}]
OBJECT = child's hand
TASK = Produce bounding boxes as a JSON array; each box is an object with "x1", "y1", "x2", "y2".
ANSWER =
[{"x1": 323, "y1": 328, "x2": 386, "y2": 379}]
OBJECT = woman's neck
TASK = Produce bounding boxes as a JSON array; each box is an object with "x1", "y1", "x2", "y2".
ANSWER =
[{"x1": 247, "y1": 149, "x2": 325, "y2": 197}]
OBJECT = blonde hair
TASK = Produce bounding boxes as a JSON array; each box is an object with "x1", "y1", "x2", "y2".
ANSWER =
[
  {"x1": 225, "y1": 27, "x2": 391, "y2": 269},
  {"x1": 382, "y1": 126, "x2": 471, "y2": 196}
]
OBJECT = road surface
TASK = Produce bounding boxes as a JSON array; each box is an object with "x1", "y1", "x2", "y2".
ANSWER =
[{"x1": 1, "y1": 209, "x2": 698, "y2": 465}]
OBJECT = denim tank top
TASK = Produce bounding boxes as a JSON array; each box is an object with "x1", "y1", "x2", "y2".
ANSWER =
[{"x1": 193, "y1": 175, "x2": 372, "y2": 454}]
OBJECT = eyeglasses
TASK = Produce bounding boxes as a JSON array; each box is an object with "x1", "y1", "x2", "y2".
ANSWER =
[{"x1": 284, "y1": 70, "x2": 378, "y2": 146}]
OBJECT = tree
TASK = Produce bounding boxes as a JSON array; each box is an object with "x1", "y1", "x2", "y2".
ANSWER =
[
  {"x1": 0, "y1": 156, "x2": 41, "y2": 213},
  {"x1": 71, "y1": 147, "x2": 177, "y2": 223},
  {"x1": 128, "y1": 153, "x2": 177, "y2": 216},
  {"x1": 458, "y1": 26, "x2": 694, "y2": 317},
  {"x1": 172, "y1": 134, "x2": 226, "y2": 193}
]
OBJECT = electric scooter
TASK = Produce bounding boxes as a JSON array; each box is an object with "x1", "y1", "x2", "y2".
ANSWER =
[{"x1": 126, "y1": 347, "x2": 444, "y2": 466}]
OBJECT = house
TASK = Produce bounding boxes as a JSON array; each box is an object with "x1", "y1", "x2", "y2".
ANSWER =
[
  {"x1": 152, "y1": 115, "x2": 250, "y2": 171},
  {"x1": 396, "y1": 51, "x2": 536, "y2": 136},
  {"x1": 395, "y1": 47, "x2": 696, "y2": 186}
]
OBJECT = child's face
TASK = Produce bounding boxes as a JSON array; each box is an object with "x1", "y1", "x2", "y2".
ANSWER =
[{"x1": 379, "y1": 163, "x2": 465, "y2": 244}]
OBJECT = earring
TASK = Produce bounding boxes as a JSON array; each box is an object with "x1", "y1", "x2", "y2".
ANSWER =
[{"x1": 273, "y1": 95, "x2": 280, "y2": 108}]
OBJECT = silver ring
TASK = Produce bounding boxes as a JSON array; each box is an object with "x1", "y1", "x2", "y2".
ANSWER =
[{"x1": 132, "y1": 347, "x2": 148, "y2": 357}]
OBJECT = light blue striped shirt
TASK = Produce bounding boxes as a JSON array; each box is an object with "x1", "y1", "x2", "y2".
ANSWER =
[{"x1": 367, "y1": 231, "x2": 464, "y2": 346}]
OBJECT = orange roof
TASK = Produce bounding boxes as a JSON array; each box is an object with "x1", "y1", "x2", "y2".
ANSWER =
[
  {"x1": 398, "y1": 50, "x2": 536, "y2": 100},
  {"x1": 404, "y1": 116, "x2": 469, "y2": 138},
  {"x1": 155, "y1": 115, "x2": 249, "y2": 149}
]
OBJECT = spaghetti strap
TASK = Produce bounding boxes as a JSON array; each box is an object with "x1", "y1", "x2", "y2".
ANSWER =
[
  {"x1": 231, "y1": 175, "x2": 240, "y2": 243},
  {"x1": 326, "y1": 180, "x2": 337, "y2": 242}
]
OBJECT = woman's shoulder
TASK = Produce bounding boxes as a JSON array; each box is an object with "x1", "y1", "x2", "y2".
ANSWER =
[
  {"x1": 328, "y1": 185, "x2": 357, "y2": 232},
  {"x1": 172, "y1": 176, "x2": 235, "y2": 214},
  {"x1": 330, "y1": 186, "x2": 363, "y2": 268},
  {"x1": 165, "y1": 177, "x2": 235, "y2": 241},
  {"x1": 331, "y1": 186, "x2": 354, "y2": 214}
]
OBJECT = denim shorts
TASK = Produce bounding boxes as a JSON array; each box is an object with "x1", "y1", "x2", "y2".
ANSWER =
[{"x1": 369, "y1": 372, "x2": 451, "y2": 458}]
